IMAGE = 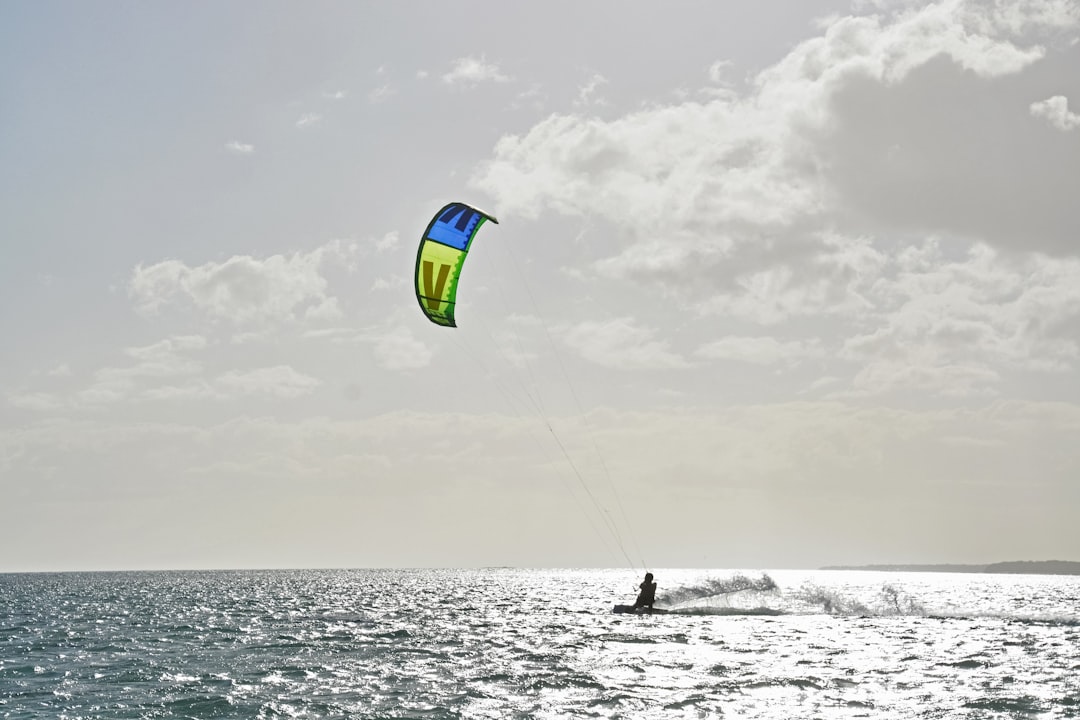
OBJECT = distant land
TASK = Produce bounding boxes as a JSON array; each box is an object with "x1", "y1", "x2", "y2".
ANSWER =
[{"x1": 820, "y1": 560, "x2": 1080, "y2": 575}]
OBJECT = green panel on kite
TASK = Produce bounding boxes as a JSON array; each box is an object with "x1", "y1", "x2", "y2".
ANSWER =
[{"x1": 414, "y1": 202, "x2": 498, "y2": 327}]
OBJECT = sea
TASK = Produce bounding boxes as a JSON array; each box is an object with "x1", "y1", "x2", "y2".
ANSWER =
[{"x1": 1, "y1": 568, "x2": 1078, "y2": 719}]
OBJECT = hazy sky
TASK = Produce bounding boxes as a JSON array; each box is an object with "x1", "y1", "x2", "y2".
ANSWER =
[{"x1": 2, "y1": 0, "x2": 1079, "y2": 572}]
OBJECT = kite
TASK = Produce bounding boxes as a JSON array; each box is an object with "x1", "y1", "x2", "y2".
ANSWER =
[{"x1": 414, "y1": 202, "x2": 498, "y2": 327}]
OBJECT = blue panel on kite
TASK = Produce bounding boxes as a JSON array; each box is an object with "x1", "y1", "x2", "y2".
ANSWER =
[{"x1": 424, "y1": 203, "x2": 484, "y2": 251}]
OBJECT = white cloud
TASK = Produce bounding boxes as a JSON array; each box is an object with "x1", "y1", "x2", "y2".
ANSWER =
[
  {"x1": 8, "y1": 393, "x2": 64, "y2": 411},
  {"x1": 368, "y1": 84, "x2": 395, "y2": 104},
  {"x1": 512, "y1": 84, "x2": 546, "y2": 111},
  {"x1": 371, "y1": 276, "x2": 404, "y2": 292},
  {"x1": 1030, "y1": 94, "x2": 1080, "y2": 131},
  {"x1": 840, "y1": 241, "x2": 1080, "y2": 394},
  {"x1": 129, "y1": 241, "x2": 355, "y2": 325},
  {"x1": 225, "y1": 140, "x2": 254, "y2": 154},
  {"x1": 216, "y1": 366, "x2": 322, "y2": 398},
  {"x1": 373, "y1": 231, "x2": 399, "y2": 253},
  {"x1": 696, "y1": 336, "x2": 824, "y2": 366},
  {"x1": 442, "y1": 56, "x2": 510, "y2": 85},
  {"x1": 473, "y1": 0, "x2": 1080, "y2": 257},
  {"x1": 848, "y1": 359, "x2": 1002, "y2": 398},
  {"x1": 563, "y1": 318, "x2": 690, "y2": 370},
  {"x1": 127, "y1": 335, "x2": 207, "y2": 361},
  {"x1": 77, "y1": 336, "x2": 208, "y2": 405},
  {"x1": 142, "y1": 381, "x2": 221, "y2": 402},
  {"x1": 47, "y1": 364, "x2": 72, "y2": 377},
  {"x1": 574, "y1": 73, "x2": 608, "y2": 107},
  {"x1": 373, "y1": 327, "x2": 433, "y2": 370},
  {"x1": 707, "y1": 60, "x2": 734, "y2": 83},
  {"x1": 469, "y1": 0, "x2": 1080, "y2": 398},
  {"x1": 7, "y1": 399, "x2": 1078, "y2": 557},
  {"x1": 296, "y1": 113, "x2": 323, "y2": 128}
]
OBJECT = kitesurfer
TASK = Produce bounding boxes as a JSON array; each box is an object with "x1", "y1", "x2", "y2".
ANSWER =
[{"x1": 633, "y1": 572, "x2": 657, "y2": 611}]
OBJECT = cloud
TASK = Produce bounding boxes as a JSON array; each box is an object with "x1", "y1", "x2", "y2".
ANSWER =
[
  {"x1": 696, "y1": 336, "x2": 824, "y2": 366},
  {"x1": 78, "y1": 336, "x2": 208, "y2": 405},
  {"x1": 563, "y1": 318, "x2": 690, "y2": 370},
  {"x1": 373, "y1": 231, "x2": 399, "y2": 253},
  {"x1": 1030, "y1": 94, "x2": 1080, "y2": 131},
  {"x1": 216, "y1": 366, "x2": 322, "y2": 398},
  {"x1": 7, "y1": 393, "x2": 64, "y2": 411},
  {"x1": 442, "y1": 56, "x2": 510, "y2": 85},
  {"x1": 298, "y1": 324, "x2": 428, "y2": 373},
  {"x1": 296, "y1": 113, "x2": 323, "y2": 128},
  {"x1": 73, "y1": 340, "x2": 321, "y2": 404},
  {"x1": 839, "y1": 241, "x2": 1080, "y2": 393},
  {"x1": 574, "y1": 73, "x2": 608, "y2": 108},
  {"x1": 129, "y1": 241, "x2": 355, "y2": 325},
  {"x1": 225, "y1": 140, "x2": 254, "y2": 154},
  {"x1": 47, "y1": 364, "x2": 72, "y2": 377},
  {"x1": 368, "y1": 83, "x2": 395, "y2": 104},
  {"x1": 849, "y1": 359, "x2": 1002, "y2": 398},
  {"x1": 371, "y1": 276, "x2": 405, "y2": 292},
  {"x1": 128, "y1": 335, "x2": 207, "y2": 359},
  {"x1": 7, "y1": 399, "x2": 1079, "y2": 563},
  {"x1": 511, "y1": 84, "x2": 546, "y2": 111},
  {"x1": 707, "y1": 60, "x2": 734, "y2": 83},
  {"x1": 373, "y1": 327, "x2": 433, "y2": 370},
  {"x1": 469, "y1": 0, "x2": 1080, "y2": 396},
  {"x1": 473, "y1": 0, "x2": 1080, "y2": 253}
]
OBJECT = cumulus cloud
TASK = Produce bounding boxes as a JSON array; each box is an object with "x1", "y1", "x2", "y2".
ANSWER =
[
  {"x1": 373, "y1": 327, "x2": 433, "y2": 370},
  {"x1": 707, "y1": 60, "x2": 734, "y2": 83},
  {"x1": 47, "y1": 364, "x2": 72, "y2": 377},
  {"x1": 78, "y1": 336, "x2": 208, "y2": 405},
  {"x1": 696, "y1": 336, "x2": 825, "y2": 366},
  {"x1": 216, "y1": 366, "x2": 322, "y2": 398},
  {"x1": 8, "y1": 393, "x2": 64, "y2": 411},
  {"x1": 563, "y1": 318, "x2": 690, "y2": 370},
  {"x1": 71, "y1": 336, "x2": 320, "y2": 404},
  {"x1": 475, "y1": 0, "x2": 1080, "y2": 255},
  {"x1": 841, "y1": 241, "x2": 1080, "y2": 389},
  {"x1": 442, "y1": 56, "x2": 510, "y2": 85},
  {"x1": 574, "y1": 73, "x2": 608, "y2": 107},
  {"x1": 512, "y1": 84, "x2": 547, "y2": 111},
  {"x1": 129, "y1": 241, "x2": 356, "y2": 325},
  {"x1": 470, "y1": 0, "x2": 1080, "y2": 396},
  {"x1": 1030, "y1": 94, "x2": 1080, "y2": 130},
  {"x1": 373, "y1": 231, "x2": 399, "y2": 253},
  {"x1": 225, "y1": 140, "x2": 254, "y2": 154},
  {"x1": 368, "y1": 84, "x2": 395, "y2": 104},
  {"x1": 296, "y1": 113, "x2": 323, "y2": 128}
]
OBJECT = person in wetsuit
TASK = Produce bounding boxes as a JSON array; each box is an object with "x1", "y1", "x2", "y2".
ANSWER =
[{"x1": 633, "y1": 572, "x2": 657, "y2": 611}]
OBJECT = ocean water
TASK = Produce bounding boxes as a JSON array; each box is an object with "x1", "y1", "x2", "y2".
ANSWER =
[{"x1": 1, "y1": 569, "x2": 1078, "y2": 719}]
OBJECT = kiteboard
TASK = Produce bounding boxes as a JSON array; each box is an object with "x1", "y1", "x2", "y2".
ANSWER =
[{"x1": 612, "y1": 604, "x2": 669, "y2": 615}]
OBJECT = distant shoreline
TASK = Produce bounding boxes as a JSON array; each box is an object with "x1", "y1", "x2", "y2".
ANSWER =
[{"x1": 820, "y1": 560, "x2": 1080, "y2": 575}]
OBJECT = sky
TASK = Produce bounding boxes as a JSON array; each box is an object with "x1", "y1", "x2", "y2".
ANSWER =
[{"x1": 2, "y1": 0, "x2": 1079, "y2": 572}]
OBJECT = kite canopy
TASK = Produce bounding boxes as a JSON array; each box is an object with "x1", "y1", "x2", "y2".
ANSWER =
[{"x1": 414, "y1": 202, "x2": 498, "y2": 327}]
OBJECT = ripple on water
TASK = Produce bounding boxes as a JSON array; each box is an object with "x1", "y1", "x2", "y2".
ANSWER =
[{"x1": 1, "y1": 569, "x2": 1079, "y2": 719}]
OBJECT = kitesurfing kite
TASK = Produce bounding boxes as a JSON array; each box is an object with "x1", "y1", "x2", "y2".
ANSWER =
[{"x1": 414, "y1": 202, "x2": 498, "y2": 327}]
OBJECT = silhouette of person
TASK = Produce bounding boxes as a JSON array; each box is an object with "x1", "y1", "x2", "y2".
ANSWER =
[{"x1": 633, "y1": 572, "x2": 657, "y2": 610}]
